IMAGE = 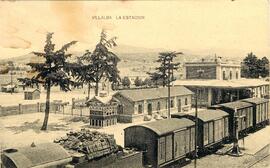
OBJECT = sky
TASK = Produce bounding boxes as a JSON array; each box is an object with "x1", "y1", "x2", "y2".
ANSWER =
[{"x1": 0, "y1": 0, "x2": 269, "y2": 59}]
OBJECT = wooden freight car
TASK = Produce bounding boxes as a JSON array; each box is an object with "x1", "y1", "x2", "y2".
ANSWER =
[
  {"x1": 242, "y1": 97, "x2": 269, "y2": 129},
  {"x1": 172, "y1": 109, "x2": 229, "y2": 154},
  {"x1": 211, "y1": 101, "x2": 253, "y2": 139},
  {"x1": 124, "y1": 118, "x2": 195, "y2": 168}
]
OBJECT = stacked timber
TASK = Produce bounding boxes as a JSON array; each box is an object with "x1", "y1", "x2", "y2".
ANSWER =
[{"x1": 54, "y1": 129, "x2": 119, "y2": 161}]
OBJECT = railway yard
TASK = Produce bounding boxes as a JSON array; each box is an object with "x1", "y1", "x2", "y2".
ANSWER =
[{"x1": 0, "y1": 111, "x2": 270, "y2": 167}]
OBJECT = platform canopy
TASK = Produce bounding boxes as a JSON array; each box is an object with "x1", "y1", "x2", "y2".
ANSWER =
[{"x1": 173, "y1": 79, "x2": 269, "y2": 89}]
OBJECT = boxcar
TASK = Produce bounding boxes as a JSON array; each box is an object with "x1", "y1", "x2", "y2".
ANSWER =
[
  {"x1": 172, "y1": 109, "x2": 229, "y2": 153},
  {"x1": 242, "y1": 97, "x2": 269, "y2": 128},
  {"x1": 124, "y1": 118, "x2": 195, "y2": 168},
  {"x1": 212, "y1": 101, "x2": 253, "y2": 139}
]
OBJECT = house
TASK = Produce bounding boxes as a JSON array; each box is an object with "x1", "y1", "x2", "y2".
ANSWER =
[
  {"x1": 24, "y1": 89, "x2": 41, "y2": 100},
  {"x1": 113, "y1": 86, "x2": 194, "y2": 123},
  {"x1": 87, "y1": 96, "x2": 119, "y2": 127}
]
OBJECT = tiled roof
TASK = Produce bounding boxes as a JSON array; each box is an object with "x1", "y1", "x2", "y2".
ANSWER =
[{"x1": 114, "y1": 86, "x2": 193, "y2": 102}]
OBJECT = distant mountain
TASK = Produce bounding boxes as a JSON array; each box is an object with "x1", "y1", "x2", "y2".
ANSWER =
[{"x1": 0, "y1": 44, "x2": 242, "y2": 66}]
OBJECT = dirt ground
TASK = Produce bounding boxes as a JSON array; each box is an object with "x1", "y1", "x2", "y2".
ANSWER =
[{"x1": 1, "y1": 113, "x2": 270, "y2": 167}]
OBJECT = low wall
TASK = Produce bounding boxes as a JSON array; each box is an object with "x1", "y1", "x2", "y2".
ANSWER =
[{"x1": 0, "y1": 102, "x2": 59, "y2": 117}]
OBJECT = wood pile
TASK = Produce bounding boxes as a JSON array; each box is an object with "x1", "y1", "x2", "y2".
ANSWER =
[{"x1": 54, "y1": 129, "x2": 119, "y2": 160}]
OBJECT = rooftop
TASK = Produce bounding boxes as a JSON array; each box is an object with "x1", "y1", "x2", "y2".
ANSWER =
[
  {"x1": 114, "y1": 86, "x2": 193, "y2": 102},
  {"x1": 2, "y1": 143, "x2": 71, "y2": 168},
  {"x1": 241, "y1": 97, "x2": 269, "y2": 104},
  {"x1": 172, "y1": 109, "x2": 229, "y2": 122},
  {"x1": 219, "y1": 101, "x2": 252, "y2": 110},
  {"x1": 173, "y1": 78, "x2": 269, "y2": 89},
  {"x1": 127, "y1": 118, "x2": 194, "y2": 136}
]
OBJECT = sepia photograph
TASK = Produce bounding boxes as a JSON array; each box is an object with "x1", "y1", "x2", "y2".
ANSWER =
[{"x1": 0, "y1": 0, "x2": 270, "y2": 167}]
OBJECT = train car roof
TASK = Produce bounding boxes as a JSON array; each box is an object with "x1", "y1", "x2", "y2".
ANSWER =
[
  {"x1": 218, "y1": 101, "x2": 252, "y2": 110},
  {"x1": 172, "y1": 109, "x2": 229, "y2": 122},
  {"x1": 241, "y1": 97, "x2": 269, "y2": 104},
  {"x1": 2, "y1": 143, "x2": 71, "y2": 168},
  {"x1": 125, "y1": 118, "x2": 194, "y2": 136}
]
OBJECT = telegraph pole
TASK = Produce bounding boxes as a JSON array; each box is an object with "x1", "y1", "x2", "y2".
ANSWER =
[
  {"x1": 168, "y1": 57, "x2": 171, "y2": 118},
  {"x1": 194, "y1": 88, "x2": 198, "y2": 168}
]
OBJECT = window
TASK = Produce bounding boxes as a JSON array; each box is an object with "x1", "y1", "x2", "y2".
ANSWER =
[
  {"x1": 157, "y1": 102, "x2": 161, "y2": 111},
  {"x1": 170, "y1": 100, "x2": 174, "y2": 108},
  {"x1": 185, "y1": 98, "x2": 188, "y2": 105},
  {"x1": 236, "y1": 71, "x2": 239, "y2": 79},
  {"x1": 138, "y1": 104, "x2": 143, "y2": 114},
  {"x1": 223, "y1": 71, "x2": 226, "y2": 80},
  {"x1": 229, "y1": 71, "x2": 232, "y2": 80}
]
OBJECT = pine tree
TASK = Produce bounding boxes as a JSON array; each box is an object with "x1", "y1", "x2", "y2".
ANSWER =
[
  {"x1": 19, "y1": 33, "x2": 77, "y2": 130},
  {"x1": 89, "y1": 30, "x2": 121, "y2": 96},
  {"x1": 148, "y1": 52, "x2": 182, "y2": 87}
]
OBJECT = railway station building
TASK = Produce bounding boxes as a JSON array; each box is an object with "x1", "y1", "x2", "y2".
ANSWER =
[{"x1": 174, "y1": 58, "x2": 269, "y2": 107}]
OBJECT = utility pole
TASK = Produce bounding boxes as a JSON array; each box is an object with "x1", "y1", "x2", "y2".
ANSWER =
[
  {"x1": 194, "y1": 88, "x2": 198, "y2": 168},
  {"x1": 168, "y1": 57, "x2": 171, "y2": 118}
]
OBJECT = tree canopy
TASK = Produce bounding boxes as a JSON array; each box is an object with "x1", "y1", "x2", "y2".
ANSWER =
[
  {"x1": 19, "y1": 32, "x2": 77, "y2": 130},
  {"x1": 241, "y1": 52, "x2": 269, "y2": 78}
]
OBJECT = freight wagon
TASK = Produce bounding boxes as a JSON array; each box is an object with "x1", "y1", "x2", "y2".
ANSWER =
[
  {"x1": 171, "y1": 109, "x2": 229, "y2": 154},
  {"x1": 210, "y1": 101, "x2": 254, "y2": 139},
  {"x1": 241, "y1": 97, "x2": 269, "y2": 129},
  {"x1": 124, "y1": 118, "x2": 195, "y2": 168}
]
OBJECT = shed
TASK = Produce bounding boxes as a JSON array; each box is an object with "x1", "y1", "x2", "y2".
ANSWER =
[
  {"x1": 1, "y1": 143, "x2": 72, "y2": 168},
  {"x1": 172, "y1": 109, "x2": 229, "y2": 151},
  {"x1": 24, "y1": 89, "x2": 40, "y2": 100},
  {"x1": 124, "y1": 118, "x2": 195, "y2": 168}
]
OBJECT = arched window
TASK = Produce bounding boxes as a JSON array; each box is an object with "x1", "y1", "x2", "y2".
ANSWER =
[
  {"x1": 236, "y1": 71, "x2": 239, "y2": 79},
  {"x1": 223, "y1": 71, "x2": 226, "y2": 80},
  {"x1": 138, "y1": 104, "x2": 143, "y2": 114},
  {"x1": 230, "y1": 71, "x2": 232, "y2": 80},
  {"x1": 185, "y1": 98, "x2": 188, "y2": 105}
]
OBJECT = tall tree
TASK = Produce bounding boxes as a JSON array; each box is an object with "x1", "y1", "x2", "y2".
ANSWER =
[
  {"x1": 19, "y1": 33, "x2": 77, "y2": 130},
  {"x1": 148, "y1": 52, "x2": 182, "y2": 87},
  {"x1": 76, "y1": 50, "x2": 94, "y2": 99},
  {"x1": 85, "y1": 30, "x2": 120, "y2": 96},
  {"x1": 241, "y1": 52, "x2": 269, "y2": 78}
]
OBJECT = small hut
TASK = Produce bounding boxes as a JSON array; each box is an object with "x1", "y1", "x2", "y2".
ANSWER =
[{"x1": 24, "y1": 89, "x2": 40, "y2": 100}]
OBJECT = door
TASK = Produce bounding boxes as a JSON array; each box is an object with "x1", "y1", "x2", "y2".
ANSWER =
[{"x1": 178, "y1": 99, "x2": 181, "y2": 112}]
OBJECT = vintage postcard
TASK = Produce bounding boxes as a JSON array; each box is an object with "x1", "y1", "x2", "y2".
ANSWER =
[{"x1": 0, "y1": 0, "x2": 269, "y2": 168}]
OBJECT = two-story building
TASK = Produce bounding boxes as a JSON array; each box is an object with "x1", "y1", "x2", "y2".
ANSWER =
[
  {"x1": 175, "y1": 57, "x2": 269, "y2": 107},
  {"x1": 113, "y1": 86, "x2": 193, "y2": 123}
]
